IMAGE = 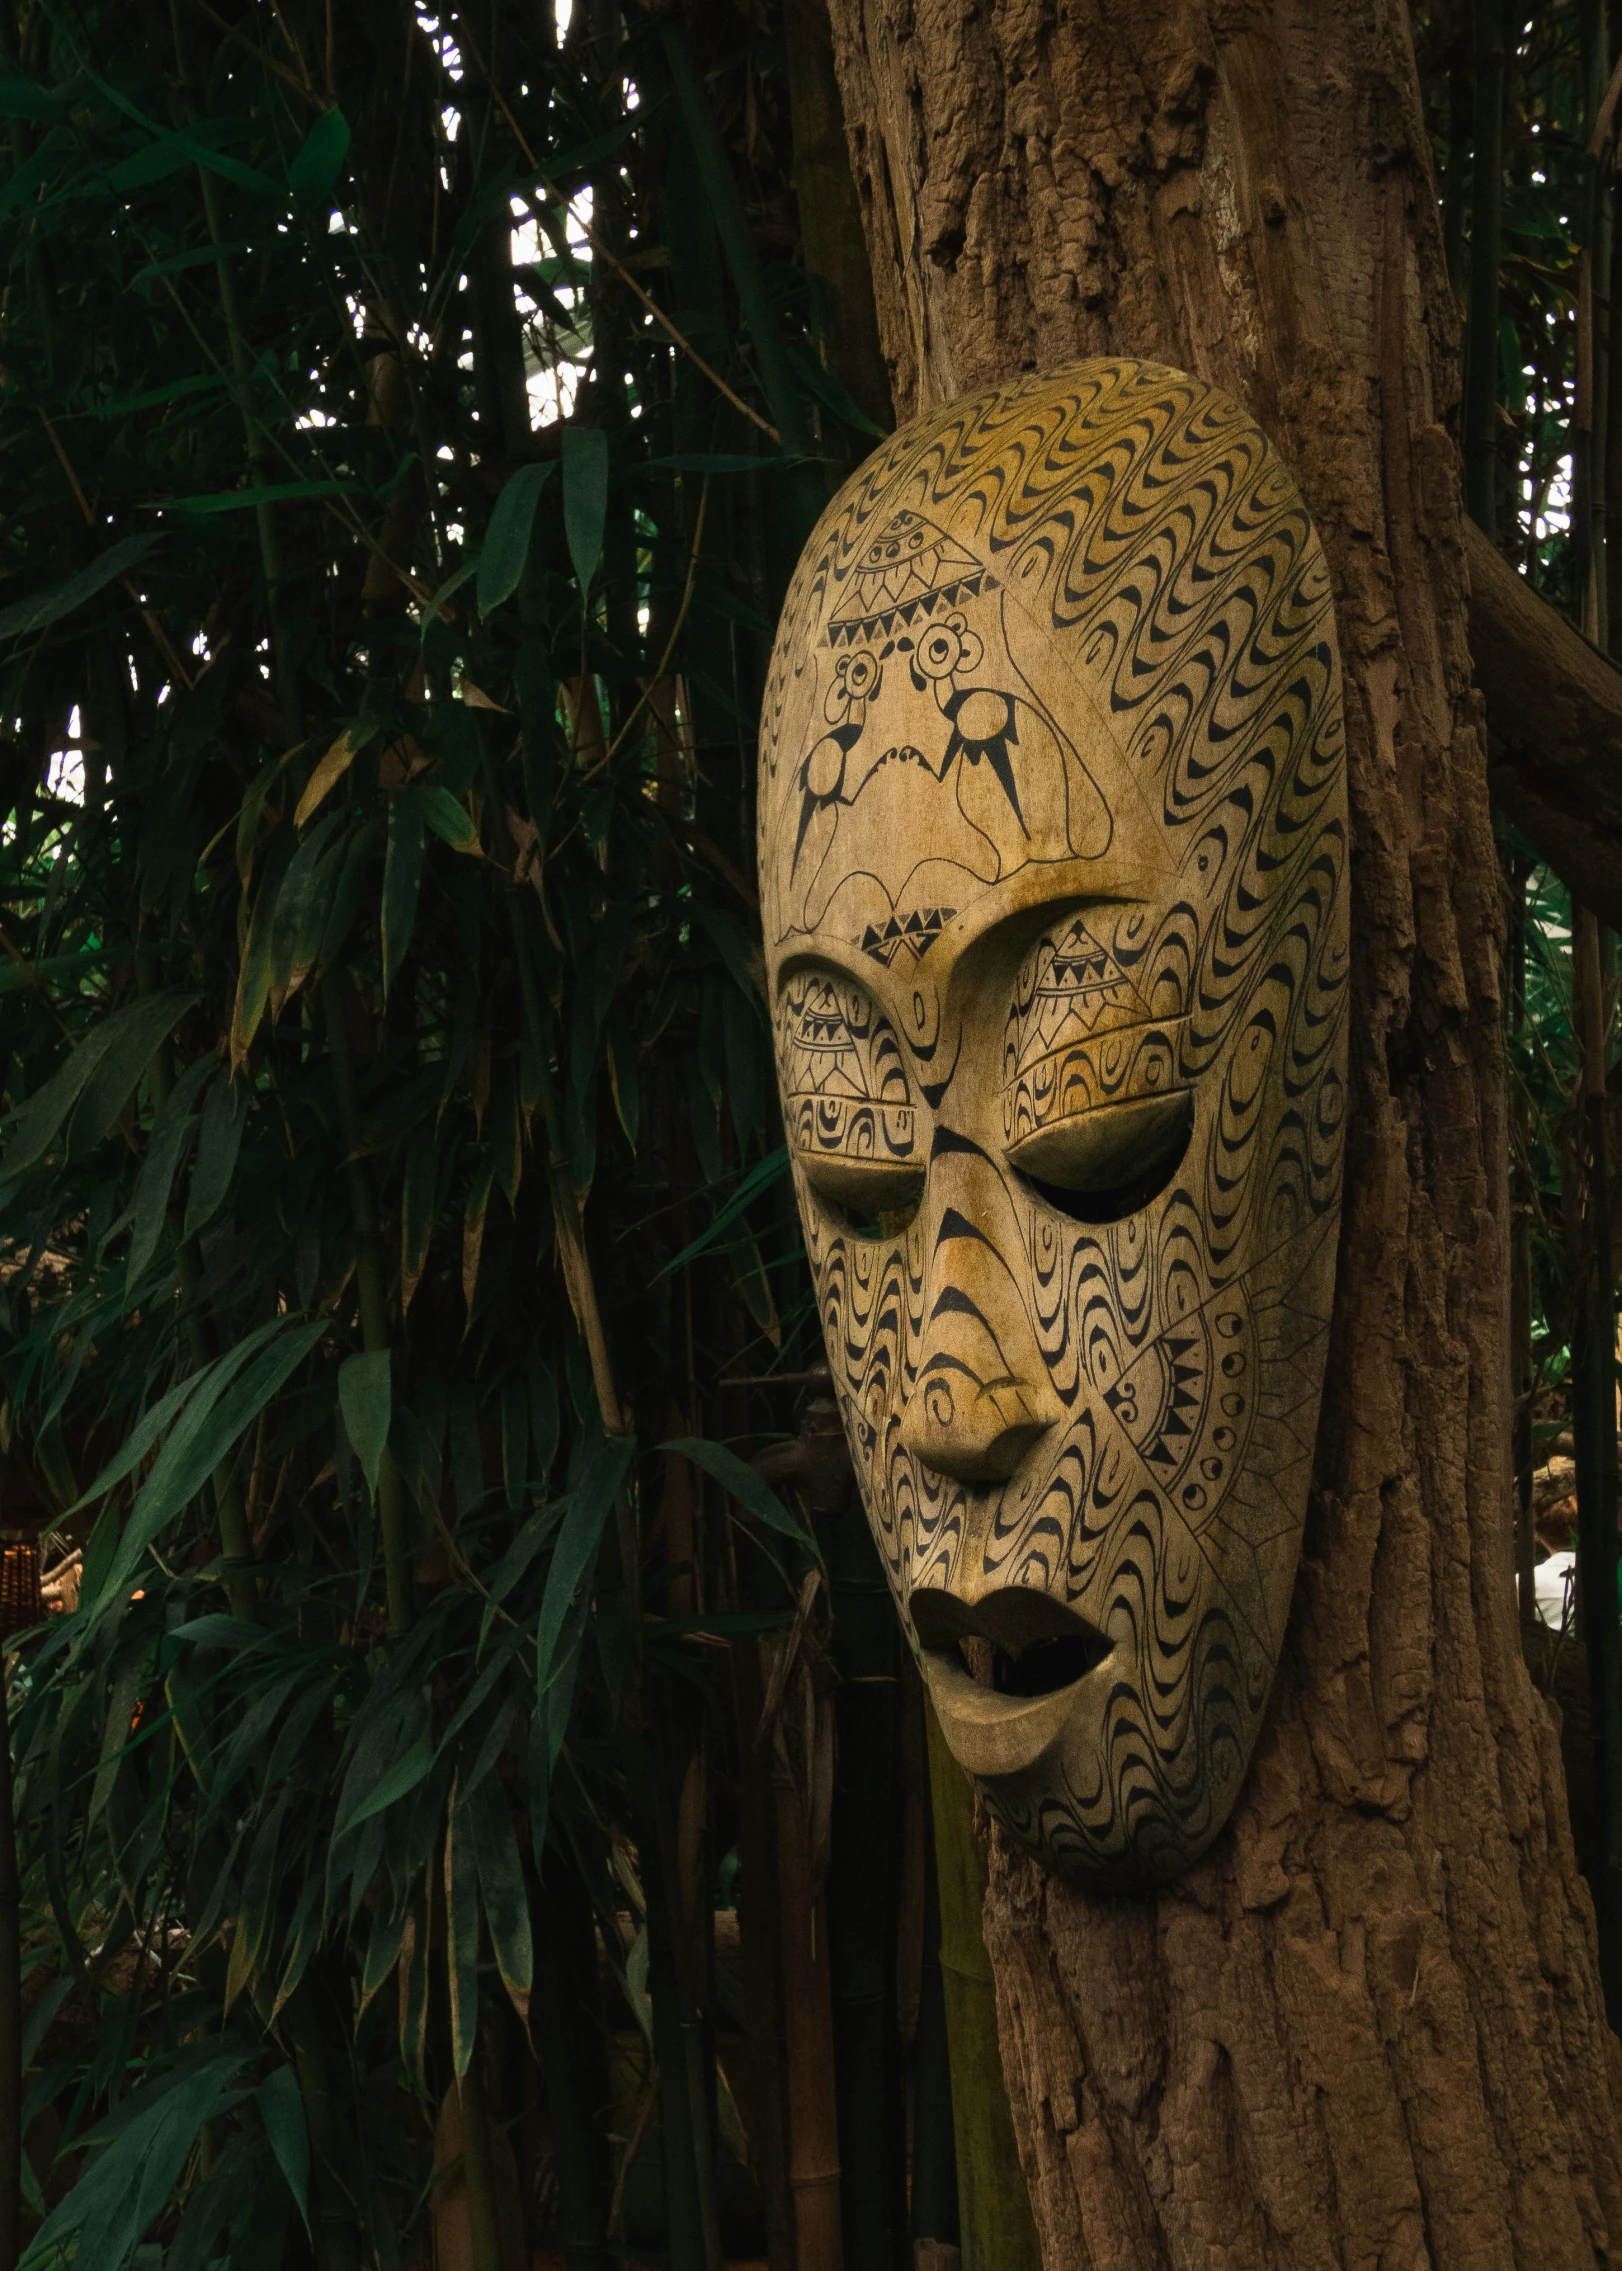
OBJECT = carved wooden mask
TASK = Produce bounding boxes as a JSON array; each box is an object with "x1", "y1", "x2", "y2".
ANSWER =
[{"x1": 758, "y1": 361, "x2": 1348, "y2": 1884}]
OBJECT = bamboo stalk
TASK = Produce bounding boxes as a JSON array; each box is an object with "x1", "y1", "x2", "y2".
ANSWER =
[
  {"x1": 1463, "y1": 0, "x2": 1506, "y2": 537},
  {"x1": 531, "y1": 1858, "x2": 612, "y2": 2271},
  {"x1": 774, "y1": 1700, "x2": 843, "y2": 2270},
  {"x1": 728, "y1": 1640, "x2": 796, "y2": 2271},
  {"x1": 322, "y1": 974, "x2": 413, "y2": 1636},
  {"x1": 824, "y1": 1497, "x2": 906, "y2": 2270},
  {"x1": 1442, "y1": 57, "x2": 1471, "y2": 303},
  {"x1": 164, "y1": 19, "x2": 371, "y2": 2256},
  {"x1": 458, "y1": 2063, "x2": 503, "y2": 2271},
  {"x1": 657, "y1": 24, "x2": 813, "y2": 464},
  {"x1": 639, "y1": 1749, "x2": 723, "y2": 2271},
  {"x1": 909, "y1": 1743, "x2": 958, "y2": 2263},
  {"x1": 780, "y1": 0, "x2": 892, "y2": 439},
  {"x1": 0, "y1": 1672, "x2": 19, "y2": 2271},
  {"x1": 281, "y1": 1979, "x2": 363, "y2": 2271},
  {"x1": 923, "y1": 1707, "x2": 1040, "y2": 2271},
  {"x1": 1506, "y1": 854, "x2": 1538, "y2": 1643},
  {"x1": 137, "y1": 1004, "x2": 260, "y2": 1626},
  {"x1": 1571, "y1": 904, "x2": 1622, "y2": 2019},
  {"x1": 1581, "y1": 0, "x2": 1614, "y2": 638}
]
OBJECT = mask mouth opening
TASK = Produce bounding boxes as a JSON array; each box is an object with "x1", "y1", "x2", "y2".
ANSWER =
[{"x1": 910, "y1": 1584, "x2": 1110, "y2": 1700}]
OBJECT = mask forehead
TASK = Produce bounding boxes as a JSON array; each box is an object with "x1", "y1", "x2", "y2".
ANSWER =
[{"x1": 759, "y1": 358, "x2": 1348, "y2": 1885}]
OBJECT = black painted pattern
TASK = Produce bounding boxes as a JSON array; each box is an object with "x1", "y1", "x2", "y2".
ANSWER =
[{"x1": 760, "y1": 360, "x2": 1347, "y2": 1884}]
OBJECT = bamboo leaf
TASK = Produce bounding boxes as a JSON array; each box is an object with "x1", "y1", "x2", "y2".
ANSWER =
[
  {"x1": 660, "y1": 20, "x2": 813, "y2": 456},
  {"x1": 317, "y1": 818, "x2": 380, "y2": 970},
  {"x1": 2, "y1": 990, "x2": 197, "y2": 1181},
  {"x1": 181, "y1": 1074, "x2": 247, "y2": 1241},
  {"x1": 360, "y1": 1903, "x2": 410, "y2": 2017},
  {"x1": 269, "y1": 811, "x2": 349, "y2": 1006},
  {"x1": 420, "y1": 555, "x2": 479, "y2": 641},
  {"x1": 236, "y1": 751, "x2": 293, "y2": 892},
  {"x1": 93, "y1": 1319, "x2": 329, "y2": 1611},
  {"x1": 462, "y1": 1148, "x2": 495, "y2": 1320},
  {"x1": 562, "y1": 425, "x2": 609, "y2": 597},
  {"x1": 0, "y1": 72, "x2": 62, "y2": 121},
  {"x1": 0, "y1": 533, "x2": 159, "y2": 641},
  {"x1": 293, "y1": 729, "x2": 361, "y2": 828},
  {"x1": 109, "y1": 128, "x2": 281, "y2": 198},
  {"x1": 164, "y1": 478, "x2": 366, "y2": 515},
  {"x1": 477, "y1": 460, "x2": 555, "y2": 615},
  {"x1": 445, "y1": 1781, "x2": 481, "y2": 2077},
  {"x1": 382, "y1": 790, "x2": 426, "y2": 995},
  {"x1": 783, "y1": 332, "x2": 888, "y2": 437},
  {"x1": 65, "y1": 1362, "x2": 231, "y2": 1521},
  {"x1": 254, "y1": 2066, "x2": 311, "y2": 2234},
  {"x1": 21, "y1": 2052, "x2": 250, "y2": 2271},
  {"x1": 272, "y1": 1880, "x2": 326, "y2": 2026},
  {"x1": 528, "y1": 1359, "x2": 560, "y2": 1483},
  {"x1": 653, "y1": 1144, "x2": 790, "y2": 1279},
  {"x1": 338, "y1": 1349, "x2": 391, "y2": 1501},
  {"x1": 226, "y1": 1791, "x2": 291, "y2": 2013},
  {"x1": 398, "y1": 1889, "x2": 432, "y2": 2089},
  {"x1": 287, "y1": 106, "x2": 350, "y2": 207},
  {"x1": 87, "y1": 1655, "x2": 146, "y2": 1830},
  {"x1": 477, "y1": 1505, "x2": 561, "y2": 1650},
  {"x1": 501, "y1": 1374, "x2": 529, "y2": 1511},
  {"x1": 125, "y1": 1056, "x2": 213, "y2": 1292},
  {"x1": 535, "y1": 1433, "x2": 633, "y2": 1700},
  {"x1": 420, "y1": 785, "x2": 480, "y2": 854},
  {"x1": 231, "y1": 832, "x2": 298, "y2": 1065},
  {"x1": 400, "y1": 1121, "x2": 438, "y2": 1314},
  {"x1": 342, "y1": 1733, "x2": 435, "y2": 1830},
  {"x1": 466, "y1": 1772, "x2": 532, "y2": 2020},
  {"x1": 660, "y1": 1435, "x2": 815, "y2": 1551}
]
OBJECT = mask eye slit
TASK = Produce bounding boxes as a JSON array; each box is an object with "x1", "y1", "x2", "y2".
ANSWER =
[
  {"x1": 1006, "y1": 1091, "x2": 1193, "y2": 1226},
  {"x1": 797, "y1": 1155, "x2": 923, "y2": 1241}
]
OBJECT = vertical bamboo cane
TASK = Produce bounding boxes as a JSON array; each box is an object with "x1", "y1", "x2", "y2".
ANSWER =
[
  {"x1": 730, "y1": 1640, "x2": 796, "y2": 2270},
  {"x1": 1573, "y1": 906, "x2": 1622, "y2": 2018},
  {"x1": 531, "y1": 1857, "x2": 612, "y2": 2271},
  {"x1": 909, "y1": 1778, "x2": 959, "y2": 2268},
  {"x1": 774, "y1": 1726, "x2": 843, "y2": 2270},
  {"x1": 0, "y1": 1671, "x2": 19, "y2": 2271},
  {"x1": 1442, "y1": 57, "x2": 1471, "y2": 304},
  {"x1": 1507, "y1": 855, "x2": 1538, "y2": 1641},
  {"x1": 1464, "y1": 0, "x2": 1506, "y2": 537},
  {"x1": 824, "y1": 1497, "x2": 907, "y2": 2271},
  {"x1": 922, "y1": 1709, "x2": 1040, "y2": 2271}
]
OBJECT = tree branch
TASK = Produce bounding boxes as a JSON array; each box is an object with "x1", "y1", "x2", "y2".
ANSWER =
[{"x1": 1466, "y1": 516, "x2": 1622, "y2": 926}]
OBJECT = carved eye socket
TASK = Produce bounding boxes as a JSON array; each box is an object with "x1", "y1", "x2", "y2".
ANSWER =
[
  {"x1": 777, "y1": 967, "x2": 924, "y2": 1241},
  {"x1": 1006, "y1": 1091, "x2": 1192, "y2": 1225},
  {"x1": 798, "y1": 1155, "x2": 923, "y2": 1241}
]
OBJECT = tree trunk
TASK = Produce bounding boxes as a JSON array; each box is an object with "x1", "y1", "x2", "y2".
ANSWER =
[{"x1": 819, "y1": 2, "x2": 1622, "y2": 2261}]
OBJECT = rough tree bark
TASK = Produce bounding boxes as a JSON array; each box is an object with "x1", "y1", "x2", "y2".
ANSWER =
[{"x1": 819, "y1": 3, "x2": 1622, "y2": 2263}]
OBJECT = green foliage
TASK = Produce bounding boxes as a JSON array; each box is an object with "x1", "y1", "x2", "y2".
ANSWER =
[
  {"x1": 1415, "y1": 5, "x2": 1615, "y2": 1429},
  {"x1": 0, "y1": 1, "x2": 858, "y2": 2261}
]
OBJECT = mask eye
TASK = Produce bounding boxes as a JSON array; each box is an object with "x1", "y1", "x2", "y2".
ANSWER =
[
  {"x1": 778, "y1": 968, "x2": 924, "y2": 1239},
  {"x1": 1007, "y1": 1091, "x2": 1192, "y2": 1224},
  {"x1": 799, "y1": 1154, "x2": 923, "y2": 1239}
]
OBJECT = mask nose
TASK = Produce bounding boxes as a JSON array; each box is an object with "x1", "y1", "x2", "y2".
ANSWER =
[{"x1": 899, "y1": 1138, "x2": 1059, "y2": 1484}]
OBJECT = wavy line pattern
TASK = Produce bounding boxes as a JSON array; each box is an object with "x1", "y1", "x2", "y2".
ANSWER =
[{"x1": 760, "y1": 360, "x2": 1347, "y2": 1885}]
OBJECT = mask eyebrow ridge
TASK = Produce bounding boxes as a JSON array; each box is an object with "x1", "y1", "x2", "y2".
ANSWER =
[{"x1": 931, "y1": 1126, "x2": 989, "y2": 1163}]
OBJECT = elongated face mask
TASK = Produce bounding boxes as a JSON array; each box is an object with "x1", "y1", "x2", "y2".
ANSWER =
[{"x1": 758, "y1": 361, "x2": 1348, "y2": 1885}]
